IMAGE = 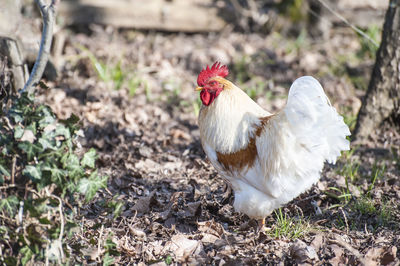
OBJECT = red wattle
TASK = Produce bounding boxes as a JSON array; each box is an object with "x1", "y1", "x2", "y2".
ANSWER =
[{"x1": 200, "y1": 90, "x2": 215, "y2": 106}]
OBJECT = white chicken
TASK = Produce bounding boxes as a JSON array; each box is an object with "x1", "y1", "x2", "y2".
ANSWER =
[{"x1": 196, "y1": 62, "x2": 350, "y2": 222}]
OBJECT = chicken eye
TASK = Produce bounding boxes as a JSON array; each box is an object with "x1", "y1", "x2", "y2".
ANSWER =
[{"x1": 210, "y1": 81, "x2": 217, "y2": 86}]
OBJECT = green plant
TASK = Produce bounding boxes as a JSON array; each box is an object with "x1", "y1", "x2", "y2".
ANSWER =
[
  {"x1": 367, "y1": 163, "x2": 386, "y2": 196},
  {"x1": 326, "y1": 185, "x2": 352, "y2": 208},
  {"x1": 278, "y1": 0, "x2": 306, "y2": 23},
  {"x1": 326, "y1": 157, "x2": 357, "y2": 207},
  {"x1": 267, "y1": 208, "x2": 310, "y2": 239},
  {"x1": 0, "y1": 92, "x2": 107, "y2": 264},
  {"x1": 353, "y1": 197, "x2": 376, "y2": 215},
  {"x1": 341, "y1": 107, "x2": 357, "y2": 132},
  {"x1": 78, "y1": 45, "x2": 121, "y2": 87},
  {"x1": 285, "y1": 28, "x2": 308, "y2": 55},
  {"x1": 232, "y1": 56, "x2": 252, "y2": 83},
  {"x1": 77, "y1": 45, "x2": 148, "y2": 95},
  {"x1": 144, "y1": 81, "x2": 152, "y2": 101},
  {"x1": 378, "y1": 201, "x2": 392, "y2": 226},
  {"x1": 351, "y1": 197, "x2": 393, "y2": 227},
  {"x1": 128, "y1": 75, "x2": 144, "y2": 97},
  {"x1": 165, "y1": 254, "x2": 173, "y2": 265},
  {"x1": 105, "y1": 195, "x2": 124, "y2": 218},
  {"x1": 243, "y1": 80, "x2": 265, "y2": 100},
  {"x1": 339, "y1": 160, "x2": 359, "y2": 183},
  {"x1": 357, "y1": 25, "x2": 381, "y2": 60},
  {"x1": 102, "y1": 236, "x2": 119, "y2": 266},
  {"x1": 391, "y1": 147, "x2": 400, "y2": 170},
  {"x1": 192, "y1": 98, "x2": 202, "y2": 117}
]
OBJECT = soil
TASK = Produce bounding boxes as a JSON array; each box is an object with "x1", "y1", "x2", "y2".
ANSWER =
[{"x1": 36, "y1": 24, "x2": 400, "y2": 265}]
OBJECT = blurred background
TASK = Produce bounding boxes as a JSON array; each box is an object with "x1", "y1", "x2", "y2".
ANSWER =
[{"x1": 1, "y1": 0, "x2": 386, "y2": 125}]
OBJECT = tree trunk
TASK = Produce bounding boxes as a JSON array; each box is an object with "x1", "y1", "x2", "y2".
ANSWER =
[{"x1": 354, "y1": 0, "x2": 400, "y2": 142}]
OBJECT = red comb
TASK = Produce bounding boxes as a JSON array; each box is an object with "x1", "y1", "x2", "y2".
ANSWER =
[{"x1": 197, "y1": 62, "x2": 229, "y2": 86}]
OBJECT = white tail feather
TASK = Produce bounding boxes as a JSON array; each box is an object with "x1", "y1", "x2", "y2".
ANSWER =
[{"x1": 284, "y1": 76, "x2": 350, "y2": 164}]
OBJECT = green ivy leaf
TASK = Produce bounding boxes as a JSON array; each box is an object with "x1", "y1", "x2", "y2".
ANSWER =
[
  {"x1": 23, "y1": 165, "x2": 42, "y2": 181},
  {"x1": 38, "y1": 138, "x2": 57, "y2": 150},
  {"x1": 78, "y1": 172, "x2": 108, "y2": 201},
  {"x1": 3, "y1": 257, "x2": 17, "y2": 265},
  {"x1": 25, "y1": 123, "x2": 37, "y2": 136},
  {"x1": 0, "y1": 195, "x2": 19, "y2": 216},
  {"x1": 43, "y1": 166, "x2": 66, "y2": 185},
  {"x1": 38, "y1": 107, "x2": 56, "y2": 128},
  {"x1": 0, "y1": 164, "x2": 10, "y2": 177},
  {"x1": 0, "y1": 225, "x2": 8, "y2": 234},
  {"x1": 55, "y1": 124, "x2": 71, "y2": 139},
  {"x1": 60, "y1": 113, "x2": 80, "y2": 130},
  {"x1": 63, "y1": 154, "x2": 83, "y2": 178},
  {"x1": 81, "y1": 148, "x2": 97, "y2": 168},
  {"x1": 9, "y1": 111, "x2": 23, "y2": 123},
  {"x1": 20, "y1": 246, "x2": 34, "y2": 266},
  {"x1": 1, "y1": 146, "x2": 7, "y2": 156},
  {"x1": 38, "y1": 81, "x2": 50, "y2": 90},
  {"x1": 103, "y1": 253, "x2": 115, "y2": 266},
  {"x1": 14, "y1": 125, "x2": 24, "y2": 139},
  {"x1": 24, "y1": 198, "x2": 48, "y2": 218},
  {"x1": 38, "y1": 217, "x2": 52, "y2": 225},
  {"x1": 18, "y1": 142, "x2": 43, "y2": 161}
]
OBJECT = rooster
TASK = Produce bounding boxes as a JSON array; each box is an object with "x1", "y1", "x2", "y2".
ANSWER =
[{"x1": 196, "y1": 62, "x2": 350, "y2": 225}]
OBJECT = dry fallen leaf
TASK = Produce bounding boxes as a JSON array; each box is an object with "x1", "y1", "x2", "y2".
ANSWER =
[
  {"x1": 135, "y1": 159, "x2": 161, "y2": 172},
  {"x1": 201, "y1": 233, "x2": 219, "y2": 244},
  {"x1": 131, "y1": 191, "x2": 157, "y2": 214},
  {"x1": 310, "y1": 234, "x2": 325, "y2": 251},
  {"x1": 170, "y1": 128, "x2": 191, "y2": 141},
  {"x1": 197, "y1": 220, "x2": 225, "y2": 237},
  {"x1": 138, "y1": 146, "x2": 153, "y2": 158},
  {"x1": 381, "y1": 246, "x2": 398, "y2": 265},
  {"x1": 81, "y1": 247, "x2": 100, "y2": 261},
  {"x1": 290, "y1": 239, "x2": 318, "y2": 263},
  {"x1": 20, "y1": 129, "x2": 36, "y2": 143},
  {"x1": 184, "y1": 201, "x2": 201, "y2": 217},
  {"x1": 164, "y1": 234, "x2": 203, "y2": 259},
  {"x1": 129, "y1": 226, "x2": 147, "y2": 240},
  {"x1": 329, "y1": 244, "x2": 344, "y2": 266},
  {"x1": 365, "y1": 246, "x2": 385, "y2": 262}
]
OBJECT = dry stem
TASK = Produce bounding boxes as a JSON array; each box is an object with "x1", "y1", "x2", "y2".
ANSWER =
[{"x1": 21, "y1": 0, "x2": 58, "y2": 93}]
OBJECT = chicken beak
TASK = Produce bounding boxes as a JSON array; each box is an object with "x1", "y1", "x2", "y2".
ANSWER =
[{"x1": 195, "y1": 86, "x2": 203, "y2": 91}]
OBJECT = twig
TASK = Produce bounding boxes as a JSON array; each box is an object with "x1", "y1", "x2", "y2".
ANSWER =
[
  {"x1": 20, "y1": 0, "x2": 59, "y2": 94},
  {"x1": 48, "y1": 195, "x2": 65, "y2": 247},
  {"x1": 11, "y1": 156, "x2": 16, "y2": 184},
  {"x1": 2, "y1": 117, "x2": 13, "y2": 132},
  {"x1": 0, "y1": 184, "x2": 16, "y2": 190},
  {"x1": 17, "y1": 201, "x2": 24, "y2": 226},
  {"x1": 0, "y1": 244, "x2": 4, "y2": 265},
  {"x1": 45, "y1": 243, "x2": 49, "y2": 266},
  {"x1": 45, "y1": 187, "x2": 65, "y2": 263},
  {"x1": 316, "y1": 0, "x2": 379, "y2": 47},
  {"x1": 97, "y1": 224, "x2": 104, "y2": 260},
  {"x1": 53, "y1": 195, "x2": 65, "y2": 264},
  {"x1": 339, "y1": 207, "x2": 349, "y2": 234}
]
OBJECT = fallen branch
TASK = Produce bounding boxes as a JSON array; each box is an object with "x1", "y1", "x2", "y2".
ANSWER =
[{"x1": 21, "y1": 0, "x2": 58, "y2": 94}]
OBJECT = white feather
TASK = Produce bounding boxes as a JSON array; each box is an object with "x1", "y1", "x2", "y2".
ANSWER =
[{"x1": 198, "y1": 76, "x2": 350, "y2": 219}]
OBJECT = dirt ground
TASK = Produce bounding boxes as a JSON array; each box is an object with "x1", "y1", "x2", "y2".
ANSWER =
[{"x1": 36, "y1": 23, "x2": 400, "y2": 265}]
